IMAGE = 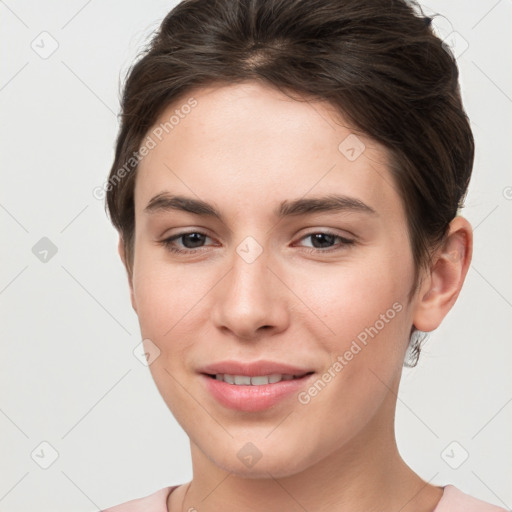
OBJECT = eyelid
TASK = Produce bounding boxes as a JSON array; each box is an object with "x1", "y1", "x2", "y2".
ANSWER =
[
  {"x1": 159, "y1": 228, "x2": 355, "y2": 255},
  {"x1": 160, "y1": 230, "x2": 215, "y2": 254},
  {"x1": 292, "y1": 230, "x2": 355, "y2": 252},
  {"x1": 294, "y1": 227, "x2": 356, "y2": 243}
]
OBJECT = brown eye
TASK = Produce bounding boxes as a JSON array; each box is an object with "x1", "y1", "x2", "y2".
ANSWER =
[
  {"x1": 297, "y1": 231, "x2": 354, "y2": 252},
  {"x1": 160, "y1": 231, "x2": 213, "y2": 254}
]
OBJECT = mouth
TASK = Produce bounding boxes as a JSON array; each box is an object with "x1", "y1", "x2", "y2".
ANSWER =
[{"x1": 199, "y1": 362, "x2": 315, "y2": 412}]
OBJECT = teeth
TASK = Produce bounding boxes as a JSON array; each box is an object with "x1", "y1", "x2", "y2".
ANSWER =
[
  {"x1": 234, "y1": 375, "x2": 251, "y2": 385},
  {"x1": 214, "y1": 373, "x2": 298, "y2": 385},
  {"x1": 251, "y1": 376, "x2": 269, "y2": 385}
]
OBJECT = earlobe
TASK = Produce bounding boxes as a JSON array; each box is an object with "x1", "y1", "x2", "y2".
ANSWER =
[
  {"x1": 117, "y1": 237, "x2": 137, "y2": 313},
  {"x1": 412, "y1": 216, "x2": 473, "y2": 332}
]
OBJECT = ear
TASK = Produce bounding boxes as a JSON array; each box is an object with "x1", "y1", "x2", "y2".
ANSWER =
[
  {"x1": 117, "y1": 237, "x2": 137, "y2": 313},
  {"x1": 412, "y1": 216, "x2": 473, "y2": 332}
]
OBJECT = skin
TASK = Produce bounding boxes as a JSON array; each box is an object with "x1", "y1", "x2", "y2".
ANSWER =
[{"x1": 118, "y1": 81, "x2": 472, "y2": 512}]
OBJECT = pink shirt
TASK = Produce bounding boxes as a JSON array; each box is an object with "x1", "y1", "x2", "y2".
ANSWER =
[{"x1": 101, "y1": 484, "x2": 509, "y2": 511}]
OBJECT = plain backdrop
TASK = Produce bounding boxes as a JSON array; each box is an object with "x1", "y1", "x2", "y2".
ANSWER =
[{"x1": 1, "y1": 1, "x2": 511, "y2": 511}]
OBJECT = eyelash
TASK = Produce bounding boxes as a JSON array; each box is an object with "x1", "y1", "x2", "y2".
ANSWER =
[{"x1": 159, "y1": 230, "x2": 355, "y2": 255}]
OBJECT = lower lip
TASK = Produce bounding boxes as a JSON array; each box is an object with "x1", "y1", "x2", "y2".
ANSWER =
[{"x1": 201, "y1": 374, "x2": 314, "y2": 412}]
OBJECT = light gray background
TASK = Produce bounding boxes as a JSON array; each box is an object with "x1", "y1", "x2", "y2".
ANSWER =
[{"x1": 1, "y1": 1, "x2": 511, "y2": 511}]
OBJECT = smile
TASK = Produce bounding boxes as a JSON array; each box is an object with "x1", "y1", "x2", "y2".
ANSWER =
[{"x1": 210, "y1": 373, "x2": 307, "y2": 385}]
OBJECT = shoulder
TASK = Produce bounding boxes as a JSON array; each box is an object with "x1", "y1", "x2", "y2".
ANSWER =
[
  {"x1": 435, "y1": 485, "x2": 509, "y2": 512},
  {"x1": 100, "y1": 486, "x2": 176, "y2": 512}
]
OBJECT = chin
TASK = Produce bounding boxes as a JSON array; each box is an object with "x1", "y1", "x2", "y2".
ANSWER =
[{"x1": 202, "y1": 440, "x2": 321, "y2": 479}]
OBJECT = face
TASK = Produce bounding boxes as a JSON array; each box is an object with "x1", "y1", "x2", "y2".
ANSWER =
[{"x1": 126, "y1": 81, "x2": 421, "y2": 477}]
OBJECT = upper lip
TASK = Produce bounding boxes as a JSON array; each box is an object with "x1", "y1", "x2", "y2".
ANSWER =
[{"x1": 199, "y1": 360, "x2": 314, "y2": 377}]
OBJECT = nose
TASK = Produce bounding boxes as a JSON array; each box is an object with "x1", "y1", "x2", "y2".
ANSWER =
[{"x1": 211, "y1": 246, "x2": 290, "y2": 341}]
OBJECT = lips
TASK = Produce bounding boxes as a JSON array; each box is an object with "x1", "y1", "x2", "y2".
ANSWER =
[
  {"x1": 199, "y1": 360, "x2": 313, "y2": 378},
  {"x1": 199, "y1": 360, "x2": 315, "y2": 412}
]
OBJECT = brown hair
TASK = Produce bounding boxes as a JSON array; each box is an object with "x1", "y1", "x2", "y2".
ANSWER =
[{"x1": 105, "y1": 0, "x2": 474, "y2": 365}]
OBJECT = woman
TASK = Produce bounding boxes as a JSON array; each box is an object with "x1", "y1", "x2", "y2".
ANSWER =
[{"x1": 101, "y1": 0, "x2": 508, "y2": 510}]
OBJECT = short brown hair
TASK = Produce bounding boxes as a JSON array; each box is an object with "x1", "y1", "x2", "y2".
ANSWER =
[{"x1": 105, "y1": 0, "x2": 474, "y2": 365}]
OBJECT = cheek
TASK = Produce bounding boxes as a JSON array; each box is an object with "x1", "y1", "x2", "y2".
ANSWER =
[
  {"x1": 289, "y1": 265, "x2": 410, "y2": 451},
  {"x1": 132, "y1": 259, "x2": 207, "y2": 418},
  {"x1": 293, "y1": 250, "x2": 414, "y2": 416},
  {"x1": 132, "y1": 276, "x2": 170, "y2": 339},
  {"x1": 298, "y1": 255, "x2": 411, "y2": 346},
  {"x1": 132, "y1": 258, "x2": 188, "y2": 341}
]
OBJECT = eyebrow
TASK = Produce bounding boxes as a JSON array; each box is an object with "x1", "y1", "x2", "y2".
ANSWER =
[{"x1": 143, "y1": 192, "x2": 377, "y2": 220}]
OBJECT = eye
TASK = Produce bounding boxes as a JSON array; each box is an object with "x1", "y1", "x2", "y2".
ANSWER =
[
  {"x1": 296, "y1": 231, "x2": 355, "y2": 252},
  {"x1": 159, "y1": 231, "x2": 214, "y2": 254},
  {"x1": 159, "y1": 229, "x2": 355, "y2": 255}
]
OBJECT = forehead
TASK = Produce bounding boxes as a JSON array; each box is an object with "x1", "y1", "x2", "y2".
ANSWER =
[{"x1": 134, "y1": 81, "x2": 402, "y2": 224}]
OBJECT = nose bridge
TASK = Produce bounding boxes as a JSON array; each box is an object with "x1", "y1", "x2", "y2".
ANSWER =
[{"x1": 211, "y1": 237, "x2": 288, "y2": 338}]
